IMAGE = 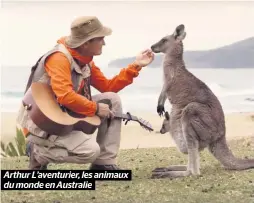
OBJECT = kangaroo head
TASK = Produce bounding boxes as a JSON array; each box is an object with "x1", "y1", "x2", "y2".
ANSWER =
[
  {"x1": 159, "y1": 111, "x2": 171, "y2": 134},
  {"x1": 151, "y1": 24, "x2": 186, "y2": 55}
]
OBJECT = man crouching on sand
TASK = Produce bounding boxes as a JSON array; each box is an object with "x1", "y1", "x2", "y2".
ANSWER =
[{"x1": 16, "y1": 16, "x2": 154, "y2": 170}]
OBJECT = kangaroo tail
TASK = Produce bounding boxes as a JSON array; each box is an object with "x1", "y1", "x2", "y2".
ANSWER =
[{"x1": 208, "y1": 137, "x2": 254, "y2": 170}]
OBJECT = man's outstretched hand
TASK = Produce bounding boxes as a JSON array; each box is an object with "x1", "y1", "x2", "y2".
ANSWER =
[{"x1": 134, "y1": 49, "x2": 155, "y2": 67}]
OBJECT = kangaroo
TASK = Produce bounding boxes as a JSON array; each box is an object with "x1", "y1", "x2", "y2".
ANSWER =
[{"x1": 150, "y1": 24, "x2": 254, "y2": 179}]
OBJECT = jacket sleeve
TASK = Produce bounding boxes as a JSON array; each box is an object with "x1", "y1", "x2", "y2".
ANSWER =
[
  {"x1": 44, "y1": 52, "x2": 97, "y2": 116},
  {"x1": 90, "y1": 61, "x2": 142, "y2": 93}
]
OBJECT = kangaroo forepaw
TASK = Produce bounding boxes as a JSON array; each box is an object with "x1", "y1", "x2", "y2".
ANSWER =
[{"x1": 157, "y1": 105, "x2": 165, "y2": 117}]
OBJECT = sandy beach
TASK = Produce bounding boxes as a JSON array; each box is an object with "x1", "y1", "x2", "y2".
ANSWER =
[{"x1": 1, "y1": 111, "x2": 254, "y2": 149}]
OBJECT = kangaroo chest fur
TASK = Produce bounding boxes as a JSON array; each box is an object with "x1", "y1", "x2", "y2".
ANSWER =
[
  {"x1": 162, "y1": 54, "x2": 225, "y2": 136},
  {"x1": 162, "y1": 55, "x2": 220, "y2": 109}
]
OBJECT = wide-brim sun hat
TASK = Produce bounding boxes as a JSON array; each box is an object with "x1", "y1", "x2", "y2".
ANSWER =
[{"x1": 65, "y1": 16, "x2": 112, "y2": 48}]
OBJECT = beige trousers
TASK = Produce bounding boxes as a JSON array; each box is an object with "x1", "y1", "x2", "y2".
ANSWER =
[{"x1": 28, "y1": 92, "x2": 122, "y2": 166}]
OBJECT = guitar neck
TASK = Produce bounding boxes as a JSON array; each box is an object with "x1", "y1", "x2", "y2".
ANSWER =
[{"x1": 114, "y1": 113, "x2": 138, "y2": 121}]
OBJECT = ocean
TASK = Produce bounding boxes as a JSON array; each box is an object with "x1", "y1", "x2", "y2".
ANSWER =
[{"x1": 1, "y1": 65, "x2": 254, "y2": 114}]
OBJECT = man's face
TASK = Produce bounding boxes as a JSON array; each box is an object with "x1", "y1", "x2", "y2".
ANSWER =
[{"x1": 80, "y1": 37, "x2": 105, "y2": 56}]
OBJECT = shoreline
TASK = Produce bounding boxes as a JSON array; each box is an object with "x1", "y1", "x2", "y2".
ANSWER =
[{"x1": 1, "y1": 111, "x2": 254, "y2": 149}]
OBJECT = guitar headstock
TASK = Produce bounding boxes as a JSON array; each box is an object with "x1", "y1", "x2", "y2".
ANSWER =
[
  {"x1": 137, "y1": 117, "x2": 154, "y2": 132},
  {"x1": 120, "y1": 112, "x2": 154, "y2": 132}
]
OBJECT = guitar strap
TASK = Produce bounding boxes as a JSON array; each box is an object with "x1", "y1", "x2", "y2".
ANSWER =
[
  {"x1": 24, "y1": 55, "x2": 44, "y2": 94},
  {"x1": 87, "y1": 62, "x2": 92, "y2": 101},
  {"x1": 86, "y1": 63, "x2": 113, "y2": 128}
]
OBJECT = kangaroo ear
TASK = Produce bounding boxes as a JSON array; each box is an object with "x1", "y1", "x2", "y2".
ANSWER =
[
  {"x1": 173, "y1": 24, "x2": 186, "y2": 40},
  {"x1": 165, "y1": 111, "x2": 170, "y2": 120}
]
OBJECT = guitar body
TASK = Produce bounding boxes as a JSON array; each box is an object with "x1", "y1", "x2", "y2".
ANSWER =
[{"x1": 23, "y1": 82, "x2": 101, "y2": 136}]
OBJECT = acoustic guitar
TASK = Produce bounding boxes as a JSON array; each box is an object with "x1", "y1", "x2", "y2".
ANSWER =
[{"x1": 22, "y1": 82, "x2": 153, "y2": 136}]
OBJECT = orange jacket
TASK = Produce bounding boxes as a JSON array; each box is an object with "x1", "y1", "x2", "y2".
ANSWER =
[{"x1": 44, "y1": 37, "x2": 142, "y2": 117}]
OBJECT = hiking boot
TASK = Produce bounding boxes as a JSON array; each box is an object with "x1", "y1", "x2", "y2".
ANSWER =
[
  {"x1": 28, "y1": 142, "x2": 48, "y2": 170},
  {"x1": 89, "y1": 164, "x2": 123, "y2": 170}
]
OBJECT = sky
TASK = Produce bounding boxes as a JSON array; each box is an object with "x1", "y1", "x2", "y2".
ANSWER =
[{"x1": 1, "y1": 0, "x2": 254, "y2": 68}]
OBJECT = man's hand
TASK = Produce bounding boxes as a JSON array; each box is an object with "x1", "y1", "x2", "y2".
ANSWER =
[
  {"x1": 96, "y1": 103, "x2": 114, "y2": 119},
  {"x1": 134, "y1": 49, "x2": 155, "y2": 67}
]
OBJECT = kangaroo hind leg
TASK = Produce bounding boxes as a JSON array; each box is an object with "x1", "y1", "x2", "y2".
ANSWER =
[
  {"x1": 152, "y1": 122, "x2": 188, "y2": 173},
  {"x1": 152, "y1": 109, "x2": 201, "y2": 179}
]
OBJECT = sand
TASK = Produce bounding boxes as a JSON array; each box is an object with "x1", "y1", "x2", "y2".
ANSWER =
[{"x1": 1, "y1": 111, "x2": 254, "y2": 149}]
